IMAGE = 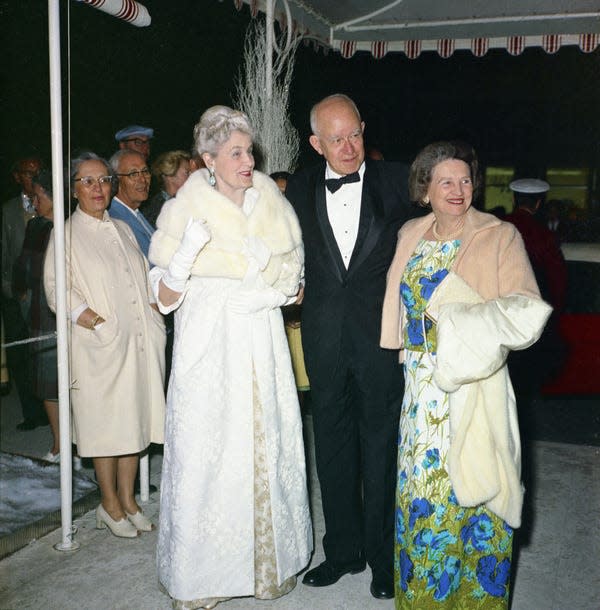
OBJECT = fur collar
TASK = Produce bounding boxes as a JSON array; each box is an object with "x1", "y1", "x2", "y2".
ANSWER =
[{"x1": 149, "y1": 170, "x2": 303, "y2": 289}]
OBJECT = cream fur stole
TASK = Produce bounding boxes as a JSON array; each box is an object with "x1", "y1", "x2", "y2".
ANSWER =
[
  {"x1": 149, "y1": 170, "x2": 303, "y2": 296},
  {"x1": 427, "y1": 273, "x2": 551, "y2": 527}
]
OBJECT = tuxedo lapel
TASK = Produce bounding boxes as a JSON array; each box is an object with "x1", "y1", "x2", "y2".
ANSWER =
[
  {"x1": 347, "y1": 169, "x2": 385, "y2": 278},
  {"x1": 347, "y1": 183, "x2": 373, "y2": 270},
  {"x1": 314, "y1": 174, "x2": 346, "y2": 283}
]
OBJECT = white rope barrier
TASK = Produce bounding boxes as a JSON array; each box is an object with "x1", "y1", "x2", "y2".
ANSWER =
[{"x1": 2, "y1": 333, "x2": 57, "y2": 349}]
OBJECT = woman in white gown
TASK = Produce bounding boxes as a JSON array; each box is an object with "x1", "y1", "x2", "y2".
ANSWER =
[{"x1": 149, "y1": 106, "x2": 312, "y2": 610}]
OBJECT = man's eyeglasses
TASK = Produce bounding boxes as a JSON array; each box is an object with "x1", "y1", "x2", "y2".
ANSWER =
[
  {"x1": 74, "y1": 175, "x2": 114, "y2": 188},
  {"x1": 117, "y1": 168, "x2": 151, "y2": 180},
  {"x1": 122, "y1": 138, "x2": 150, "y2": 147}
]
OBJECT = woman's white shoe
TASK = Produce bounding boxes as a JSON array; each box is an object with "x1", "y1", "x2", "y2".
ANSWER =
[
  {"x1": 42, "y1": 451, "x2": 83, "y2": 471},
  {"x1": 126, "y1": 509, "x2": 155, "y2": 532},
  {"x1": 42, "y1": 451, "x2": 60, "y2": 463},
  {"x1": 96, "y1": 504, "x2": 139, "y2": 538}
]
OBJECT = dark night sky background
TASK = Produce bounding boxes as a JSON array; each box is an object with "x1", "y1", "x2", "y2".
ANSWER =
[{"x1": 2, "y1": 0, "x2": 600, "y2": 198}]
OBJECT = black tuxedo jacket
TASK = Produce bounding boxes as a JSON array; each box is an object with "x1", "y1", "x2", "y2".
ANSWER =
[{"x1": 286, "y1": 160, "x2": 414, "y2": 386}]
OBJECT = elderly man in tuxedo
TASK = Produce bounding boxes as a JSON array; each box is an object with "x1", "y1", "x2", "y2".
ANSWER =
[{"x1": 286, "y1": 94, "x2": 413, "y2": 600}]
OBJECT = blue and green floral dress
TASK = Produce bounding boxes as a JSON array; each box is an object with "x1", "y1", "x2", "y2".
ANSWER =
[{"x1": 395, "y1": 239, "x2": 512, "y2": 610}]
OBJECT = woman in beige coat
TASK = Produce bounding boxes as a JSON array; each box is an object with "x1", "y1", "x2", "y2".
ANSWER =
[
  {"x1": 380, "y1": 142, "x2": 550, "y2": 609},
  {"x1": 44, "y1": 152, "x2": 166, "y2": 538}
]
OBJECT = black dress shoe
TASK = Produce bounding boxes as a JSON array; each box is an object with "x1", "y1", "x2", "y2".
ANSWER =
[
  {"x1": 370, "y1": 570, "x2": 394, "y2": 599},
  {"x1": 302, "y1": 560, "x2": 366, "y2": 587}
]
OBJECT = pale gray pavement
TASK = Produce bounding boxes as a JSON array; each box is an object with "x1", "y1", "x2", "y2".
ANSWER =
[{"x1": 0, "y1": 386, "x2": 598, "y2": 610}]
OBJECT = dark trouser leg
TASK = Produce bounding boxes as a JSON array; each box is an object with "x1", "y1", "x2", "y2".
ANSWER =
[
  {"x1": 310, "y1": 347, "x2": 403, "y2": 574},
  {"x1": 1, "y1": 296, "x2": 43, "y2": 421},
  {"x1": 311, "y1": 366, "x2": 364, "y2": 566},
  {"x1": 354, "y1": 351, "x2": 403, "y2": 576}
]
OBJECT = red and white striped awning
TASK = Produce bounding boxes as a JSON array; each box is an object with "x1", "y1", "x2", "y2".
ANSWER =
[
  {"x1": 76, "y1": 0, "x2": 151, "y2": 27},
  {"x1": 236, "y1": 1, "x2": 600, "y2": 59},
  {"x1": 336, "y1": 33, "x2": 599, "y2": 59}
]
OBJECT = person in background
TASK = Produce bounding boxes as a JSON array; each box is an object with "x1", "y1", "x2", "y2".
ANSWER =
[
  {"x1": 504, "y1": 179, "x2": 568, "y2": 531},
  {"x1": 108, "y1": 150, "x2": 154, "y2": 258},
  {"x1": 189, "y1": 148, "x2": 206, "y2": 172},
  {"x1": 505, "y1": 179, "x2": 567, "y2": 314},
  {"x1": 286, "y1": 94, "x2": 412, "y2": 600},
  {"x1": 143, "y1": 150, "x2": 191, "y2": 227},
  {"x1": 269, "y1": 171, "x2": 291, "y2": 195},
  {"x1": 150, "y1": 105, "x2": 311, "y2": 610},
  {"x1": 545, "y1": 199, "x2": 564, "y2": 235},
  {"x1": 366, "y1": 145, "x2": 385, "y2": 161},
  {"x1": 381, "y1": 141, "x2": 551, "y2": 609},
  {"x1": 1, "y1": 155, "x2": 46, "y2": 430},
  {"x1": 504, "y1": 178, "x2": 567, "y2": 398},
  {"x1": 13, "y1": 171, "x2": 63, "y2": 463},
  {"x1": 115, "y1": 124, "x2": 153, "y2": 160},
  {"x1": 143, "y1": 151, "x2": 192, "y2": 387},
  {"x1": 44, "y1": 152, "x2": 166, "y2": 538}
]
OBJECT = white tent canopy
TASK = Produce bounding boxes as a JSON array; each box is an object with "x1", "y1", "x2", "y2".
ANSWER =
[{"x1": 237, "y1": 0, "x2": 600, "y2": 58}]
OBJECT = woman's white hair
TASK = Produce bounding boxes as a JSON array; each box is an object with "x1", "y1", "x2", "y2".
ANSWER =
[{"x1": 193, "y1": 105, "x2": 254, "y2": 157}]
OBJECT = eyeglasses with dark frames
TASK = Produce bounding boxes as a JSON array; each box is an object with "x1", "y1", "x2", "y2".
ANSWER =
[
  {"x1": 117, "y1": 168, "x2": 151, "y2": 180},
  {"x1": 74, "y1": 175, "x2": 114, "y2": 188}
]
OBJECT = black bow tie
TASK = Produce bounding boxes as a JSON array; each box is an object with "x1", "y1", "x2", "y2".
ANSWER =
[{"x1": 325, "y1": 171, "x2": 360, "y2": 193}]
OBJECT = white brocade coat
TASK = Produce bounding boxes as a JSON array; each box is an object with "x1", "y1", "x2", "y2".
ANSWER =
[
  {"x1": 44, "y1": 208, "x2": 166, "y2": 456},
  {"x1": 150, "y1": 172, "x2": 312, "y2": 601}
]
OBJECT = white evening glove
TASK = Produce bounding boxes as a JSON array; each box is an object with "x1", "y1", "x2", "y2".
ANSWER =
[
  {"x1": 242, "y1": 235, "x2": 271, "y2": 271},
  {"x1": 162, "y1": 218, "x2": 210, "y2": 292},
  {"x1": 241, "y1": 235, "x2": 271, "y2": 285},
  {"x1": 228, "y1": 285, "x2": 287, "y2": 314}
]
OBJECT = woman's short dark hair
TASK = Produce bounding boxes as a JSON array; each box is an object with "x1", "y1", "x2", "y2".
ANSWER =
[{"x1": 409, "y1": 141, "x2": 480, "y2": 206}]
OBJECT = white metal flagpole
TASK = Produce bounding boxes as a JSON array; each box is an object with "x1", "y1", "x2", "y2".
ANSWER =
[{"x1": 48, "y1": 0, "x2": 79, "y2": 553}]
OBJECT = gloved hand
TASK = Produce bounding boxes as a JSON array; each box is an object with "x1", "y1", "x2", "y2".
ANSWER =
[
  {"x1": 228, "y1": 285, "x2": 287, "y2": 314},
  {"x1": 162, "y1": 218, "x2": 211, "y2": 292},
  {"x1": 242, "y1": 236, "x2": 271, "y2": 270}
]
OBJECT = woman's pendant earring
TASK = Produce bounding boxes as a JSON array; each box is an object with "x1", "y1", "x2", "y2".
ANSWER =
[{"x1": 208, "y1": 167, "x2": 216, "y2": 187}]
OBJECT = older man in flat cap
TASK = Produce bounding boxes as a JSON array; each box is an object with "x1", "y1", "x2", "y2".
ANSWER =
[{"x1": 115, "y1": 124, "x2": 153, "y2": 160}]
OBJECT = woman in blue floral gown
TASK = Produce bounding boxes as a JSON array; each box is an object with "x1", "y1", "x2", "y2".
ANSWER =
[
  {"x1": 381, "y1": 142, "x2": 548, "y2": 609},
  {"x1": 397, "y1": 240, "x2": 512, "y2": 608}
]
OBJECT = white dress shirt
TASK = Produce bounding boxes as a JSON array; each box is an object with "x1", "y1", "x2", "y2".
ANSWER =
[{"x1": 325, "y1": 162, "x2": 365, "y2": 269}]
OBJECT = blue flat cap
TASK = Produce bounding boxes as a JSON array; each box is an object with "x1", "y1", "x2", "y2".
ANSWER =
[
  {"x1": 115, "y1": 125, "x2": 154, "y2": 141},
  {"x1": 509, "y1": 178, "x2": 550, "y2": 194}
]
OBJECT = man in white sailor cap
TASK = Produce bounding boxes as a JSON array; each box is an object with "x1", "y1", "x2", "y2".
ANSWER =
[
  {"x1": 505, "y1": 177, "x2": 567, "y2": 405},
  {"x1": 505, "y1": 178, "x2": 567, "y2": 532},
  {"x1": 505, "y1": 178, "x2": 566, "y2": 312},
  {"x1": 115, "y1": 124, "x2": 153, "y2": 160}
]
